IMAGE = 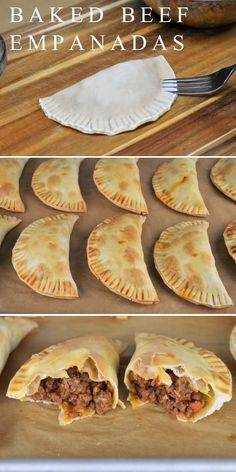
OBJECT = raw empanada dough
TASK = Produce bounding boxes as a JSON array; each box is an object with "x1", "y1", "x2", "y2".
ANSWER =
[
  {"x1": 87, "y1": 213, "x2": 158, "y2": 305},
  {"x1": 223, "y1": 220, "x2": 236, "y2": 263},
  {"x1": 0, "y1": 214, "x2": 21, "y2": 247},
  {"x1": 32, "y1": 158, "x2": 87, "y2": 212},
  {"x1": 93, "y1": 158, "x2": 148, "y2": 215},
  {"x1": 125, "y1": 333, "x2": 232, "y2": 423},
  {"x1": 39, "y1": 56, "x2": 176, "y2": 136},
  {"x1": 7, "y1": 335, "x2": 124, "y2": 425},
  {"x1": 211, "y1": 158, "x2": 236, "y2": 201},
  {"x1": 230, "y1": 326, "x2": 236, "y2": 360},
  {"x1": 0, "y1": 317, "x2": 37, "y2": 375},
  {"x1": 152, "y1": 158, "x2": 209, "y2": 216},
  {"x1": 12, "y1": 214, "x2": 79, "y2": 299},
  {"x1": 0, "y1": 158, "x2": 29, "y2": 212},
  {"x1": 154, "y1": 220, "x2": 233, "y2": 308}
]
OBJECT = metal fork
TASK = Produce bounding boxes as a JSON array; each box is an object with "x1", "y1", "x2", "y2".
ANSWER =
[{"x1": 162, "y1": 64, "x2": 236, "y2": 96}]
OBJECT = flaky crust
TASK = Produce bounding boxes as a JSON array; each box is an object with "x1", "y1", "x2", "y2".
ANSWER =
[
  {"x1": 223, "y1": 220, "x2": 236, "y2": 263},
  {"x1": 211, "y1": 158, "x2": 236, "y2": 201},
  {"x1": 0, "y1": 158, "x2": 29, "y2": 212},
  {"x1": 0, "y1": 215, "x2": 21, "y2": 246},
  {"x1": 230, "y1": 326, "x2": 236, "y2": 361},
  {"x1": 87, "y1": 213, "x2": 159, "y2": 305}
]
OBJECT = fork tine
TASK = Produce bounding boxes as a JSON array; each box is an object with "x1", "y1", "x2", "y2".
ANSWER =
[{"x1": 163, "y1": 77, "x2": 212, "y2": 85}]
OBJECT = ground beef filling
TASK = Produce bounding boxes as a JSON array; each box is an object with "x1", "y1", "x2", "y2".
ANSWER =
[
  {"x1": 129, "y1": 370, "x2": 205, "y2": 419},
  {"x1": 32, "y1": 366, "x2": 113, "y2": 415}
]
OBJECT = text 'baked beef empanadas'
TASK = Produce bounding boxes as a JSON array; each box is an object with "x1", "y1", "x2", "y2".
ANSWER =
[
  {"x1": 211, "y1": 158, "x2": 236, "y2": 202},
  {"x1": 0, "y1": 317, "x2": 37, "y2": 375},
  {"x1": 87, "y1": 213, "x2": 159, "y2": 305},
  {"x1": 154, "y1": 220, "x2": 233, "y2": 308},
  {"x1": 0, "y1": 158, "x2": 29, "y2": 212},
  {"x1": 39, "y1": 56, "x2": 176, "y2": 136},
  {"x1": 152, "y1": 158, "x2": 209, "y2": 217},
  {"x1": 125, "y1": 333, "x2": 232, "y2": 423},
  {"x1": 224, "y1": 220, "x2": 236, "y2": 263},
  {"x1": 93, "y1": 158, "x2": 148, "y2": 215},
  {"x1": 12, "y1": 214, "x2": 79, "y2": 299},
  {"x1": 0, "y1": 214, "x2": 21, "y2": 247},
  {"x1": 32, "y1": 158, "x2": 87, "y2": 213},
  {"x1": 230, "y1": 326, "x2": 236, "y2": 360},
  {"x1": 7, "y1": 336, "x2": 124, "y2": 425}
]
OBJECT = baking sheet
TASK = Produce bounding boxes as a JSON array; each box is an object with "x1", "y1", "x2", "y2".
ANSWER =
[
  {"x1": 0, "y1": 157, "x2": 235, "y2": 315},
  {"x1": 0, "y1": 315, "x2": 236, "y2": 459}
]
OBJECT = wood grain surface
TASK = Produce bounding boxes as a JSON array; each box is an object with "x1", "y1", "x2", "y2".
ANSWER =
[{"x1": 0, "y1": 0, "x2": 235, "y2": 156}]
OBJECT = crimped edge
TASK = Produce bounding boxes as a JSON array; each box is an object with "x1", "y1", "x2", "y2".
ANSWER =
[
  {"x1": 210, "y1": 159, "x2": 236, "y2": 202},
  {"x1": 223, "y1": 220, "x2": 236, "y2": 263}
]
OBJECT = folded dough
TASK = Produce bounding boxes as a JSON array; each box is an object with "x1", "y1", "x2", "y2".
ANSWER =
[
  {"x1": 7, "y1": 335, "x2": 124, "y2": 425},
  {"x1": 39, "y1": 56, "x2": 176, "y2": 136},
  {"x1": 0, "y1": 158, "x2": 29, "y2": 212},
  {"x1": 93, "y1": 158, "x2": 148, "y2": 215},
  {"x1": 152, "y1": 158, "x2": 209, "y2": 216},
  {"x1": 0, "y1": 214, "x2": 21, "y2": 247},
  {"x1": 87, "y1": 213, "x2": 159, "y2": 305},
  {"x1": 12, "y1": 214, "x2": 79, "y2": 299},
  {"x1": 154, "y1": 220, "x2": 233, "y2": 308},
  {"x1": 211, "y1": 158, "x2": 236, "y2": 201},
  {"x1": 230, "y1": 326, "x2": 236, "y2": 360},
  {"x1": 32, "y1": 158, "x2": 87, "y2": 212},
  {"x1": 223, "y1": 220, "x2": 236, "y2": 263},
  {"x1": 125, "y1": 332, "x2": 232, "y2": 423},
  {"x1": 0, "y1": 317, "x2": 38, "y2": 375}
]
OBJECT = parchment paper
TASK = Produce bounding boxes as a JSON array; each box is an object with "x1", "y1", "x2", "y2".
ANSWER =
[
  {"x1": 0, "y1": 157, "x2": 235, "y2": 315},
  {"x1": 0, "y1": 315, "x2": 236, "y2": 459}
]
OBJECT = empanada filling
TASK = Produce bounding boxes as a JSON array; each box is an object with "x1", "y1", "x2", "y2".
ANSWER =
[
  {"x1": 32, "y1": 366, "x2": 113, "y2": 415},
  {"x1": 129, "y1": 370, "x2": 205, "y2": 418}
]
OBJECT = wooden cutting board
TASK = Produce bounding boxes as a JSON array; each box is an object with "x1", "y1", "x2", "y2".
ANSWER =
[{"x1": 0, "y1": 0, "x2": 236, "y2": 156}]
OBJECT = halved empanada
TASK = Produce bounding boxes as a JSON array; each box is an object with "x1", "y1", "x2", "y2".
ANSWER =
[
  {"x1": 0, "y1": 317, "x2": 37, "y2": 375},
  {"x1": 93, "y1": 158, "x2": 148, "y2": 215},
  {"x1": 211, "y1": 158, "x2": 236, "y2": 201},
  {"x1": 12, "y1": 214, "x2": 79, "y2": 299},
  {"x1": 154, "y1": 220, "x2": 233, "y2": 308},
  {"x1": 7, "y1": 335, "x2": 124, "y2": 425},
  {"x1": 0, "y1": 214, "x2": 21, "y2": 247},
  {"x1": 87, "y1": 213, "x2": 158, "y2": 305},
  {"x1": 223, "y1": 220, "x2": 236, "y2": 263},
  {"x1": 32, "y1": 158, "x2": 87, "y2": 212},
  {"x1": 0, "y1": 158, "x2": 29, "y2": 212},
  {"x1": 125, "y1": 333, "x2": 232, "y2": 423},
  {"x1": 230, "y1": 326, "x2": 236, "y2": 360},
  {"x1": 152, "y1": 158, "x2": 209, "y2": 216}
]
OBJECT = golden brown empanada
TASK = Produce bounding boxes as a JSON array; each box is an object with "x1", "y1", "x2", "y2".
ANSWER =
[
  {"x1": 223, "y1": 220, "x2": 236, "y2": 263},
  {"x1": 125, "y1": 333, "x2": 232, "y2": 423},
  {"x1": 87, "y1": 213, "x2": 158, "y2": 305},
  {"x1": 152, "y1": 158, "x2": 209, "y2": 216},
  {"x1": 230, "y1": 326, "x2": 236, "y2": 360},
  {"x1": 32, "y1": 158, "x2": 87, "y2": 212},
  {"x1": 93, "y1": 158, "x2": 148, "y2": 215},
  {"x1": 211, "y1": 158, "x2": 236, "y2": 201},
  {"x1": 154, "y1": 220, "x2": 233, "y2": 308},
  {"x1": 0, "y1": 158, "x2": 29, "y2": 212},
  {"x1": 0, "y1": 214, "x2": 21, "y2": 247},
  {"x1": 7, "y1": 335, "x2": 124, "y2": 425},
  {"x1": 0, "y1": 317, "x2": 37, "y2": 375},
  {"x1": 12, "y1": 214, "x2": 79, "y2": 299}
]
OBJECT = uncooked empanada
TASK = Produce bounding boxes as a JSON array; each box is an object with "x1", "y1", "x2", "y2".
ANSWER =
[
  {"x1": 154, "y1": 220, "x2": 233, "y2": 308},
  {"x1": 0, "y1": 317, "x2": 37, "y2": 375},
  {"x1": 211, "y1": 158, "x2": 236, "y2": 201},
  {"x1": 12, "y1": 214, "x2": 79, "y2": 299},
  {"x1": 223, "y1": 220, "x2": 236, "y2": 263},
  {"x1": 7, "y1": 335, "x2": 124, "y2": 425},
  {"x1": 125, "y1": 333, "x2": 232, "y2": 423},
  {"x1": 87, "y1": 213, "x2": 158, "y2": 304},
  {"x1": 230, "y1": 326, "x2": 236, "y2": 360},
  {"x1": 0, "y1": 214, "x2": 21, "y2": 247},
  {"x1": 152, "y1": 158, "x2": 209, "y2": 216},
  {"x1": 0, "y1": 158, "x2": 29, "y2": 212},
  {"x1": 93, "y1": 158, "x2": 148, "y2": 215},
  {"x1": 39, "y1": 56, "x2": 176, "y2": 136},
  {"x1": 32, "y1": 158, "x2": 87, "y2": 212}
]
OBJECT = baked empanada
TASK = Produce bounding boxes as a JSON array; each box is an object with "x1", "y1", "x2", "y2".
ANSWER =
[
  {"x1": 93, "y1": 158, "x2": 148, "y2": 215},
  {"x1": 0, "y1": 158, "x2": 29, "y2": 212},
  {"x1": 7, "y1": 335, "x2": 124, "y2": 425},
  {"x1": 154, "y1": 220, "x2": 233, "y2": 308},
  {"x1": 125, "y1": 333, "x2": 232, "y2": 423},
  {"x1": 223, "y1": 220, "x2": 236, "y2": 263},
  {"x1": 0, "y1": 317, "x2": 37, "y2": 375},
  {"x1": 0, "y1": 214, "x2": 21, "y2": 247},
  {"x1": 12, "y1": 214, "x2": 79, "y2": 299},
  {"x1": 211, "y1": 158, "x2": 236, "y2": 201},
  {"x1": 87, "y1": 213, "x2": 158, "y2": 305},
  {"x1": 230, "y1": 326, "x2": 236, "y2": 360},
  {"x1": 32, "y1": 158, "x2": 87, "y2": 212},
  {"x1": 152, "y1": 158, "x2": 209, "y2": 216}
]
